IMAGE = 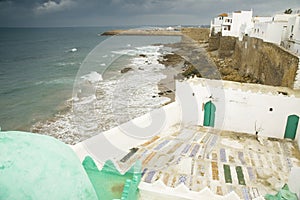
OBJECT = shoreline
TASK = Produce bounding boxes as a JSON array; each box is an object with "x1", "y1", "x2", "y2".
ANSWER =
[
  {"x1": 157, "y1": 50, "x2": 186, "y2": 104},
  {"x1": 100, "y1": 27, "x2": 213, "y2": 107},
  {"x1": 30, "y1": 28, "x2": 211, "y2": 144},
  {"x1": 31, "y1": 43, "x2": 181, "y2": 144},
  {"x1": 101, "y1": 29, "x2": 182, "y2": 36}
]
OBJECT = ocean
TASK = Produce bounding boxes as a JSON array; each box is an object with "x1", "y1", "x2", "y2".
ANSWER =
[{"x1": 0, "y1": 27, "x2": 181, "y2": 144}]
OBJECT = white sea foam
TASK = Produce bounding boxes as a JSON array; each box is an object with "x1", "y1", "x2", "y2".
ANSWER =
[
  {"x1": 32, "y1": 45, "x2": 172, "y2": 144},
  {"x1": 35, "y1": 78, "x2": 73, "y2": 86},
  {"x1": 80, "y1": 71, "x2": 103, "y2": 83},
  {"x1": 56, "y1": 62, "x2": 77, "y2": 66},
  {"x1": 73, "y1": 95, "x2": 96, "y2": 105}
]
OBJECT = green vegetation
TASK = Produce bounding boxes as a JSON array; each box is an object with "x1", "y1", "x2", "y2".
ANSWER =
[{"x1": 284, "y1": 8, "x2": 293, "y2": 14}]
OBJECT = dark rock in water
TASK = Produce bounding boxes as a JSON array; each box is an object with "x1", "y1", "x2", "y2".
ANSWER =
[
  {"x1": 158, "y1": 53, "x2": 184, "y2": 67},
  {"x1": 166, "y1": 90, "x2": 172, "y2": 93},
  {"x1": 158, "y1": 92, "x2": 164, "y2": 95},
  {"x1": 181, "y1": 61, "x2": 202, "y2": 78},
  {"x1": 121, "y1": 67, "x2": 133, "y2": 73},
  {"x1": 152, "y1": 95, "x2": 156, "y2": 98},
  {"x1": 139, "y1": 54, "x2": 147, "y2": 57}
]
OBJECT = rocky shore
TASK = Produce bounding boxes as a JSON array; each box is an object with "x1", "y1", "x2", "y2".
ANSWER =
[
  {"x1": 154, "y1": 32, "x2": 216, "y2": 103},
  {"x1": 106, "y1": 28, "x2": 215, "y2": 105},
  {"x1": 160, "y1": 28, "x2": 299, "y2": 88},
  {"x1": 208, "y1": 51, "x2": 262, "y2": 83}
]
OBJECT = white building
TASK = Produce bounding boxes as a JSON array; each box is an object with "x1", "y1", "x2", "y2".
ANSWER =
[
  {"x1": 210, "y1": 10, "x2": 253, "y2": 39},
  {"x1": 221, "y1": 10, "x2": 253, "y2": 39},
  {"x1": 251, "y1": 21, "x2": 287, "y2": 45},
  {"x1": 252, "y1": 16, "x2": 273, "y2": 23},
  {"x1": 176, "y1": 78, "x2": 300, "y2": 145},
  {"x1": 250, "y1": 14, "x2": 296, "y2": 45},
  {"x1": 284, "y1": 15, "x2": 300, "y2": 55},
  {"x1": 210, "y1": 13, "x2": 228, "y2": 36},
  {"x1": 210, "y1": 10, "x2": 300, "y2": 56},
  {"x1": 250, "y1": 12, "x2": 300, "y2": 55}
]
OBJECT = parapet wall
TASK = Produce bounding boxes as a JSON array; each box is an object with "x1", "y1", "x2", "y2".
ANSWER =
[{"x1": 209, "y1": 35, "x2": 299, "y2": 89}]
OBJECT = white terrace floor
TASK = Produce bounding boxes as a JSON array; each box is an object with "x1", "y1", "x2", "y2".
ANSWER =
[{"x1": 116, "y1": 125, "x2": 300, "y2": 199}]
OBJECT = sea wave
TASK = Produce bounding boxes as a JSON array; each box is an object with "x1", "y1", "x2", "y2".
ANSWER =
[
  {"x1": 31, "y1": 45, "x2": 172, "y2": 144},
  {"x1": 56, "y1": 62, "x2": 78, "y2": 67},
  {"x1": 34, "y1": 78, "x2": 74, "y2": 86}
]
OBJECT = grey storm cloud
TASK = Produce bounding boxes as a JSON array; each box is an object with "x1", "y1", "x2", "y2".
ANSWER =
[{"x1": 0, "y1": 0, "x2": 299, "y2": 27}]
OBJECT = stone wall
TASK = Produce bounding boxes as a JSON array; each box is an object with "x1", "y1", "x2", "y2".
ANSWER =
[
  {"x1": 208, "y1": 35, "x2": 299, "y2": 88},
  {"x1": 234, "y1": 36, "x2": 299, "y2": 88},
  {"x1": 208, "y1": 36, "x2": 220, "y2": 51},
  {"x1": 219, "y1": 36, "x2": 236, "y2": 58}
]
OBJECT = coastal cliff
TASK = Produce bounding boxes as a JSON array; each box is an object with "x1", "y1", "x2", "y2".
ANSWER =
[
  {"x1": 208, "y1": 35, "x2": 299, "y2": 88},
  {"x1": 179, "y1": 28, "x2": 299, "y2": 88}
]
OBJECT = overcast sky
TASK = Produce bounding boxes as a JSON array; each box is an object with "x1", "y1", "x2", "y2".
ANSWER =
[{"x1": 0, "y1": 0, "x2": 299, "y2": 27}]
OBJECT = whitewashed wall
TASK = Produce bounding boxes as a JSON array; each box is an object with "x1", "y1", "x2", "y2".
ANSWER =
[
  {"x1": 139, "y1": 181, "x2": 241, "y2": 200},
  {"x1": 298, "y1": 131, "x2": 300, "y2": 148},
  {"x1": 287, "y1": 16, "x2": 300, "y2": 55},
  {"x1": 288, "y1": 167, "x2": 300, "y2": 198},
  {"x1": 221, "y1": 11, "x2": 253, "y2": 38},
  {"x1": 253, "y1": 16, "x2": 273, "y2": 23},
  {"x1": 176, "y1": 78, "x2": 300, "y2": 141},
  {"x1": 264, "y1": 22, "x2": 287, "y2": 45},
  {"x1": 274, "y1": 14, "x2": 295, "y2": 22},
  {"x1": 251, "y1": 22, "x2": 286, "y2": 45},
  {"x1": 230, "y1": 10, "x2": 253, "y2": 38},
  {"x1": 250, "y1": 22, "x2": 268, "y2": 42},
  {"x1": 210, "y1": 16, "x2": 223, "y2": 35}
]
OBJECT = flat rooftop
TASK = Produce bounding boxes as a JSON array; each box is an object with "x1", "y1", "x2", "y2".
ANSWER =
[{"x1": 116, "y1": 125, "x2": 300, "y2": 199}]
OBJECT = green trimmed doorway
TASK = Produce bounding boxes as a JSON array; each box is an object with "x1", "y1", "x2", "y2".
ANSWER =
[
  {"x1": 203, "y1": 101, "x2": 216, "y2": 127},
  {"x1": 284, "y1": 115, "x2": 299, "y2": 140}
]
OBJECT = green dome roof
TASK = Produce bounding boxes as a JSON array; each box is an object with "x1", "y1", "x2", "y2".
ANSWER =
[{"x1": 0, "y1": 131, "x2": 98, "y2": 200}]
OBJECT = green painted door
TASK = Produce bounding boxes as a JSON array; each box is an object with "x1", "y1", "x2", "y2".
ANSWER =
[
  {"x1": 284, "y1": 115, "x2": 299, "y2": 140},
  {"x1": 203, "y1": 101, "x2": 216, "y2": 127}
]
